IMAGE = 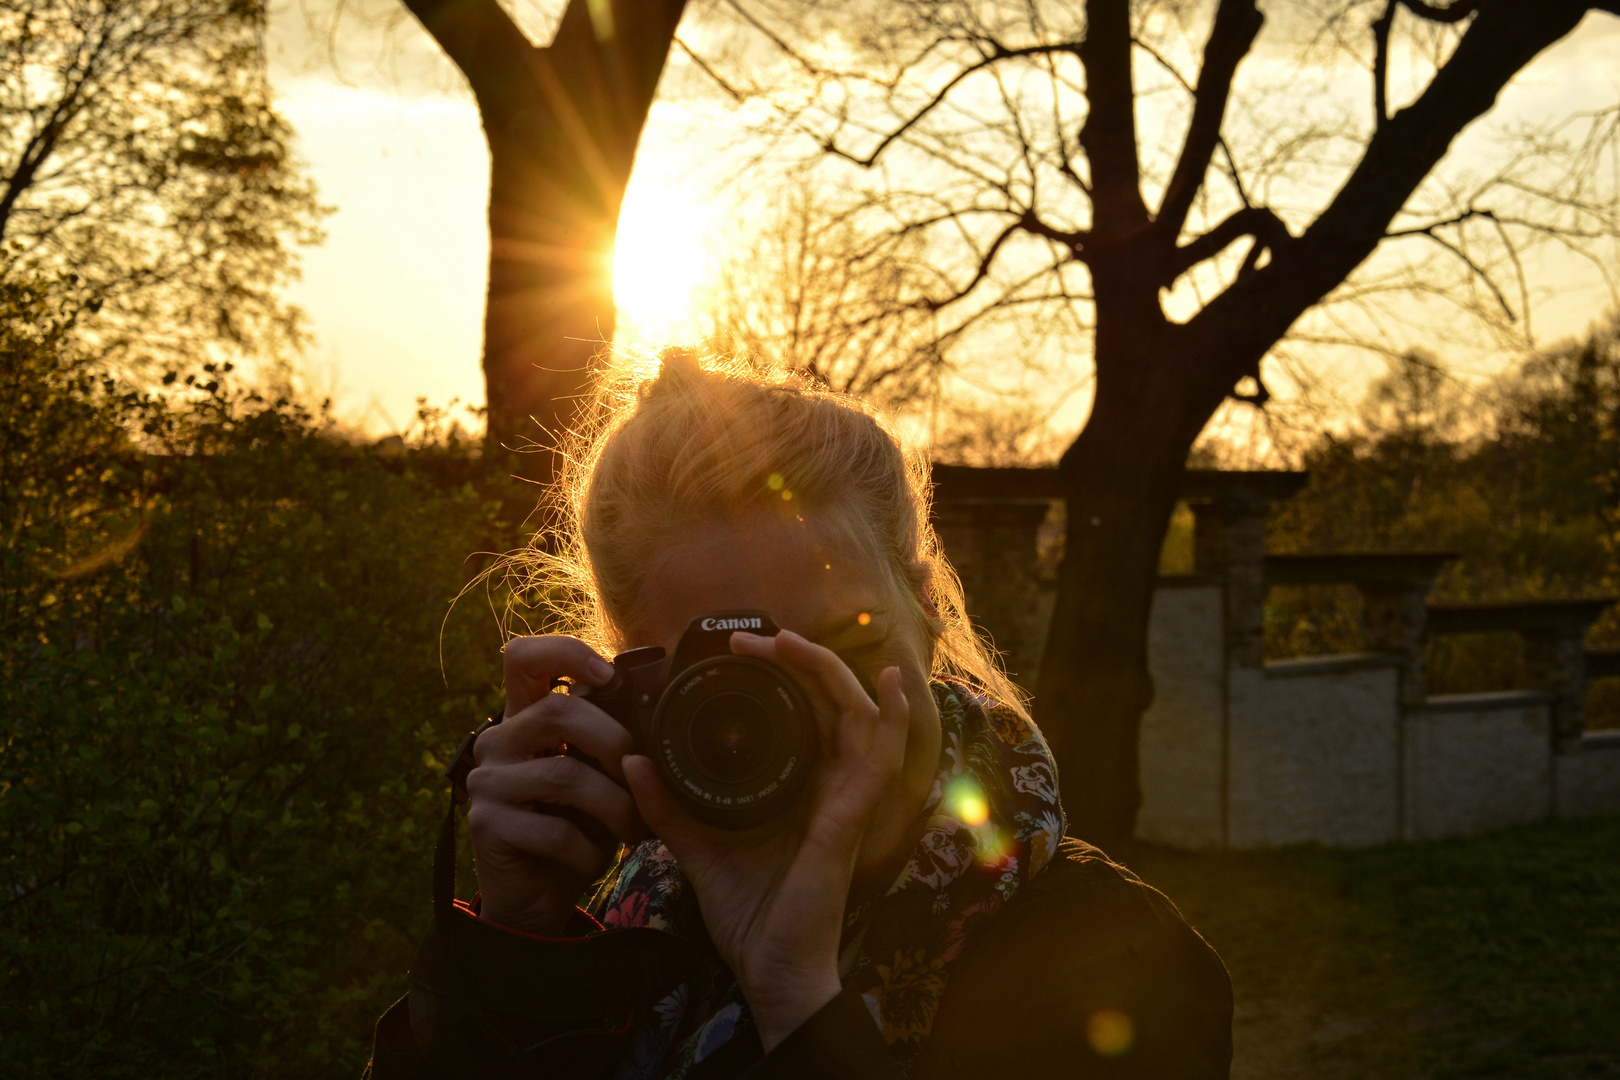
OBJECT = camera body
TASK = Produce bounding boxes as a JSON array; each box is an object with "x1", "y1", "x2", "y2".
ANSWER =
[{"x1": 582, "y1": 610, "x2": 817, "y2": 829}]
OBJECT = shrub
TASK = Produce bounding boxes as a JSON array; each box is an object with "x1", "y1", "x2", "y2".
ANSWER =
[{"x1": 1, "y1": 278, "x2": 514, "y2": 1077}]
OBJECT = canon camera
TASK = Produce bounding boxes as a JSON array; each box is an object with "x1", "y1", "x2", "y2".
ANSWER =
[{"x1": 580, "y1": 610, "x2": 818, "y2": 829}]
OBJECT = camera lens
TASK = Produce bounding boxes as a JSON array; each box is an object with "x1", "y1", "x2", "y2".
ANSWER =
[
  {"x1": 650, "y1": 654, "x2": 816, "y2": 828},
  {"x1": 686, "y1": 692, "x2": 774, "y2": 782}
]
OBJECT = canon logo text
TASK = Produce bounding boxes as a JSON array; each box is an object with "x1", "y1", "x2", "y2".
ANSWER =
[{"x1": 702, "y1": 616, "x2": 763, "y2": 631}]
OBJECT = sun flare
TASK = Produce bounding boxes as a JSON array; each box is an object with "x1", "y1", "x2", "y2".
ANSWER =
[{"x1": 612, "y1": 175, "x2": 711, "y2": 341}]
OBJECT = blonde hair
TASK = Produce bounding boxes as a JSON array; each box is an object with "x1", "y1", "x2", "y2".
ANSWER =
[{"x1": 504, "y1": 346, "x2": 1026, "y2": 717}]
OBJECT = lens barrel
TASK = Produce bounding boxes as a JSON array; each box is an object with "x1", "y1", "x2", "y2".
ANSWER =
[{"x1": 649, "y1": 654, "x2": 815, "y2": 828}]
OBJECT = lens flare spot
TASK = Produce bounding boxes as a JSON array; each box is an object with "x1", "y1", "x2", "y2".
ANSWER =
[
  {"x1": 781, "y1": 489, "x2": 793, "y2": 501},
  {"x1": 975, "y1": 826, "x2": 1013, "y2": 867},
  {"x1": 944, "y1": 775, "x2": 989, "y2": 826},
  {"x1": 857, "y1": 612, "x2": 872, "y2": 626},
  {"x1": 766, "y1": 473, "x2": 785, "y2": 491},
  {"x1": 1087, "y1": 1008, "x2": 1133, "y2": 1058}
]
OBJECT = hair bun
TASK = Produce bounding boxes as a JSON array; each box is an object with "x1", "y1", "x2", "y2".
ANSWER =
[{"x1": 650, "y1": 347, "x2": 705, "y2": 395}]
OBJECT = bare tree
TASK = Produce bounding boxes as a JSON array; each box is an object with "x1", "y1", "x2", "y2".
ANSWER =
[
  {"x1": 0, "y1": 0, "x2": 327, "y2": 371},
  {"x1": 701, "y1": 180, "x2": 948, "y2": 406},
  {"x1": 337, "y1": 0, "x2": 689, "y2": 475},
  {"x1": 690, "y1": 0, "x2": 1620, "y2": 848}
]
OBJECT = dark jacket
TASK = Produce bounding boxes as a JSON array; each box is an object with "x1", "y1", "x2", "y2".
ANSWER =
[{"x1": 366, "y1": 838, "x2": 1233, "y2": 1079}]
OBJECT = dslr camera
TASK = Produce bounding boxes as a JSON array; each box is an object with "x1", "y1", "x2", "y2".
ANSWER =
[{"x1": 580, "y1": 610, "x2": 818, "y2": 829}]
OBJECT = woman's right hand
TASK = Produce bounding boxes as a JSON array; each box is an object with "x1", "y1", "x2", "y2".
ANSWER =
[{"x1": 466, "y1": 636, "x2": 646, "y2": 935}]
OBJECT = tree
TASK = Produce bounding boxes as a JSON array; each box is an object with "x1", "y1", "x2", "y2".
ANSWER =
[
  {"x1": 378, "y1": 0, "x2": 687, "y2": 473},
  {"x1": 0, "y1": 0, "x2": 327, "y2": 372},
  {"x1": 700, "y1": 182, "x2": 948, "y2": 408},
  {"x1": 693, "y1": 0, "x2": 1620, "y2": 848}
]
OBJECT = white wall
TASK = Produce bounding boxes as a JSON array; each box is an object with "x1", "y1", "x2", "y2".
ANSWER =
[
  {"x1": 1135, "y1": 583, "x2": 1614, "y2": 850},
  {"x1": 1136, "y1": 581, "x2": 1226, "y2": 849},
  {"x1": 1228, "y1": 658, "x2": 1402, "y2": 848},
  {"x1": 1405, "y1": 693, "x2": 1554, "y2": 840},
  {"x1": 1556, "y1": 732, "x2": 1620, "y2": 817}
]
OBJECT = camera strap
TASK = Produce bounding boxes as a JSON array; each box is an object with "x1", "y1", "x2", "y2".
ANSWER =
[
  {"x1": 430, "y1": 711, "x2": 699, "y2": 1028},
  {"x1": 438, "y1": 714, "x2": 498, "y2": 941}
]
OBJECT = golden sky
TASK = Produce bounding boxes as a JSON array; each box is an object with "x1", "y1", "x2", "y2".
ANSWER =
[{"x1": 266, "y1": 2, "x2": 1620, "y2": 444}]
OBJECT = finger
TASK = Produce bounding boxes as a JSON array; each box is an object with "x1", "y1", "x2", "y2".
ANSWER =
[
  {"x1": 466, "y1": 801, "x2": 612, "y2": 881},
  {"x1": 503, "y1": 635, "x2": 616, "y2": 714},
  {"x1": 478, "y1": 694, "x2": 635, "y2": 782},
  {"x1": 468, "y1": 756, "x2": 648, "y2": 843},
  {"x1": 870, "y1": 666, "x2": 911, "y2": 772},
  {"x1": 732, "y1": 629, "x2": 874, "y2": 746},
  {"x1": 622, "y1": 754, "x2": 711, "y2": 854}
]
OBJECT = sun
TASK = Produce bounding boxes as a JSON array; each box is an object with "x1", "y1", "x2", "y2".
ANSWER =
[{"x1": 612, "y1": 173, "x2": 711, "y2": 341}]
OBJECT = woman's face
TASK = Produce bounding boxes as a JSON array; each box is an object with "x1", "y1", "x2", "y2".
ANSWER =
[{"x1": 626, "y1": 509, "x2": 942, "y2": 886}]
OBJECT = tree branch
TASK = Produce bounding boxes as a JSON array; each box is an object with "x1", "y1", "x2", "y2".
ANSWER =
[
  {"x1": 817, "y1": 43, "x2": 1087, "y2": 169},
  {"x1": 1402, "y1": 0, "x2": 1483, "y2": 23},
  {"x1": 1192, "y1": 0, "x2": 1596, "y2": 359},
  {"x1": 1371, "y1": 2, "x2": 1394, "y2": 129},
  {"x1": 1165, "y1": 205, "x2": 1291, "y2": 283},
  {"x1": 1388, "y1": 208, "x2": 1516, "y2": 318},
  {"x1": 398, "y1": 0, "x2": 537, "y2": 126},
  {"x1": 1078, "y1": 0, "x2": 1149, "y2": 241},
  {"x1": 1155, "y1": 0, "x2": 1263, "y2": 243}
]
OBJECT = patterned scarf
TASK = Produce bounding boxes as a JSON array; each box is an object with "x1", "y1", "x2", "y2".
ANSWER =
[{"x1": 587, "y1": 679, "x2": 1067, "y2": 1078}]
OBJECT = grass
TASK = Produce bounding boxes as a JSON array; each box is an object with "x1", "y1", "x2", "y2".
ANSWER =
[{"x1": 1131, "y1": 814, "x2": 1620, "y2": 1080}]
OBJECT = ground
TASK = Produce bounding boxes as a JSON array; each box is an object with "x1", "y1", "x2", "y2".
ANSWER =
[{"x1": 1131, "y1": 814, "x2": 1620, "y2": 1080}]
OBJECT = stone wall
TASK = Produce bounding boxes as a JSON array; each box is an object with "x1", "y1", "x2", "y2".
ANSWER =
[{"x1": 932, "y1": 466, "x2": 1620, "y2": 850}]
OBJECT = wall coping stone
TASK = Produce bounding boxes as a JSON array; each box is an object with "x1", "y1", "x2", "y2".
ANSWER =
[
  {"x1": 1419, "y1": 689, "x2": 1558, "y2": 712},
  {"x1": 1155, "y1": 574, "x2": 1224, "y2": 588},
  {"x1": 928, "y1": 465, "x2": 1308, "y2": 503},
  {"x1": 1264, "y1": 551, "x2": 1459, "y2": 587},
  {"x1": 1579, "y1": 729, "x2": 1620, "y2": 751},
  {"x1": 1584, "y1": 648, "x2": 1620, "y2": 679},
  {"x1": 1263, "y1": 652, "x2": 1403, "y2": 678},
  {"x1": 1427, "y1": 598, "x2": 1616, "y2": 635}
]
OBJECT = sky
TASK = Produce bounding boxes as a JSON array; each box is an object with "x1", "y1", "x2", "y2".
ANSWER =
[
  {"x1": 266, "y1": 0, "x2": 725, "y2": 434},
  {"x1": 264, "y1": 1, "x2": 1620, "y2": 443}
]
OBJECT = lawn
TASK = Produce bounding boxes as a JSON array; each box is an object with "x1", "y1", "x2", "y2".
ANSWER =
[{"x1": 1132, "y1": 814, "x2": 1620, "y2": 1080}]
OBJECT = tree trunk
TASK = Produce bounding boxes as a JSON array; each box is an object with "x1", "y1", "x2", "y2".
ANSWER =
[
  {"x1": 402, "y1": 0, "x2": 688, "y2": 482},
  {"x1": 1035, "y1": 326, "x2": 1231, "y2": 854}
]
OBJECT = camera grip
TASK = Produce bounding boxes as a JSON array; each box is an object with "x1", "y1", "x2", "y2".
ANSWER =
[{"x1": 535, "y1": 746, "x2": 622, "y2": 855}]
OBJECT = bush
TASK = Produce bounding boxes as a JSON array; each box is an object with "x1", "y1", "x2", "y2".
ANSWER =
[
  {"x1": 1265, "y1": 327, "x2": 1620, "y2": 711},
  {"x1": 1, "y1": 279, "x2": 515, "y2": 1077}
]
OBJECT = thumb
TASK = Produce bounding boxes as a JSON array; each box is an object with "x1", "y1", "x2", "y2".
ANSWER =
[{"x1": 623, "y1": 754, "x2": 706, "y2": 852}]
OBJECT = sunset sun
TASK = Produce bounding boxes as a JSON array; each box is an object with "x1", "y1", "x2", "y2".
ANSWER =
[{"x1": 612, "y1": 173, "x2": 712, "y2": 341}]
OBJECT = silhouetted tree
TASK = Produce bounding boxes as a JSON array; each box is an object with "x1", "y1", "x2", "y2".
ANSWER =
[
  {"x1": 393, "y1": 0, "x2": 687, "y2": 473},
  {"x1": 0, "y1": 0, "x2": 326, "y2": 370},
  {"x1": 696, "y1": 0, "x2": 1620, "y2": 848}
]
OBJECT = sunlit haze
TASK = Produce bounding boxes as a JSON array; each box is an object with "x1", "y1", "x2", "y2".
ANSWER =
[
  {"x1": 266, "y1": 3, "x2": 1620, "y2": 449},
  {"x1": 613, "y1": 166, "x2": 713, "y2": 342}
]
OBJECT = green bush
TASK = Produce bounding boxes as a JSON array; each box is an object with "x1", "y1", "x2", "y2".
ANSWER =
[
  {"x1": 1, "y1": 279, "x2": 514, "y2": 1077},
  {"x1": 1265, "y1": 327, "x2": 1620, "y2": 710}
]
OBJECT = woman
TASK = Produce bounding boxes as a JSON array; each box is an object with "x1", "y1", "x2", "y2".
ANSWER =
[{"x1": 369, "y1": 353, "x2": 1232, "y2": 1079}]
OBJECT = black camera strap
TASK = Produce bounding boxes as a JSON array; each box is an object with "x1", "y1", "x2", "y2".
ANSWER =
[
  {"x1": 439, "y1": 716, "x2": 496, "y2": 942},
  {"x1": 429, "y1": 712, "x2": 699, "y2": 1038}
]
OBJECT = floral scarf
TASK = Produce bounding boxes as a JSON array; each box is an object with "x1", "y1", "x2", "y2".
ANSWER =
[{"x1": 586, "y1": 678, "x2": 1067, "y2": 1078}]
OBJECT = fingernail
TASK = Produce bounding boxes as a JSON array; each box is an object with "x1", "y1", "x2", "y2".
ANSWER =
[
  {"x1": 589, "y1": 657, "x2": 615, "y2": 684},
  {"x1": 775, "y1": 629, "x2": 804, "y2": 643},
  {"x1": 730, "y1": 631, "x2": 765, "y2": 643}
]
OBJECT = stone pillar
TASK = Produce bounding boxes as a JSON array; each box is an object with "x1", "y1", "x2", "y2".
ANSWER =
[
  {"x1": 1361, "y1": 583, "x2": 1431, "y2": 707},
  {"x1": 932, "y1": 499, "x2": 1054, "y2": 686},
  {"x1": 1523, "y1": 627, "x2": 1589, "y2": 750},
  {"x1": 1190, "y1": 496, "x2": 1268, "y2": 669}
]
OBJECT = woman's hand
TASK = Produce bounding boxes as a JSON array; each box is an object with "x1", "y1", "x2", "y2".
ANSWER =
[
  {"x1": 467, "y1": 636, "x2": 647, "y2": 935},
  {"x1": 623, "y1": 629, "x2": 911, "y2": 1051}
]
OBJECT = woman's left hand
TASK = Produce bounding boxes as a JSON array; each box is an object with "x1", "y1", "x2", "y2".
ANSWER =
[{"x1": 622, "y1": 628, "x2": 910, "y2": 1052}]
